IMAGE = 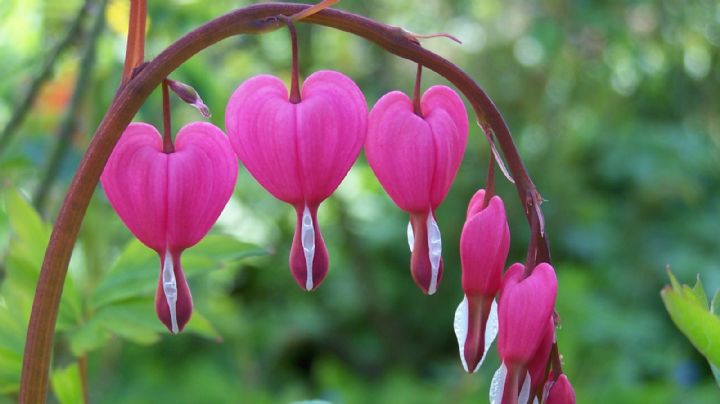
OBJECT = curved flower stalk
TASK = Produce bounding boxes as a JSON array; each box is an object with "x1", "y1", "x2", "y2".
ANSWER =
[
  {"x1": 454, "y1": 189, "x2": 509, "y2": 372},
  {"x1": 101, "y1": 122, "x2": 237, "y2": 333},
  {"x1": 491, "y1": 262, "x2": 557, "y2": 404},
  {"x1": 225, "y1": 70, "x2": 367, "y2": 291},
  {"x1": 366, "y1": 85, "x2": 468, "y2": 294}
]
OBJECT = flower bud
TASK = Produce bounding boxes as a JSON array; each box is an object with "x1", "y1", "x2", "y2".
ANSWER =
[
  {"x1": 497, "y1": 262, "x2": 557, "y2": 366},
  {"x1": 454, "y1": 189, "x2": 509, "y2": 372},
  {"x1": 545, "y1": 374, "x2": 576, "y2": 404}
]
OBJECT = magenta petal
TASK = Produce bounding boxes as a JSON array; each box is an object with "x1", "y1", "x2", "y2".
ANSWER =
[
  {"x1": 289, "y1": 204, "x2": 329, "y2": 291},
  {"x1": 366, "y1": 92, "x2": 435, "y2": 212},
  {"x1": 421, "y1": 86, "x2": 468, "y2": 206},
  {"x1": 409, "y1": 212, "x2": 443, "y2": 294},
  {"x1": 498, "y1": 263, "x2": 558, "y2": 365},
  {"x1": 297, "y1": 71, "x2": 368, "y2": 204},
  {"x1": 545, "y1": 374, "x2": 576, "y2": 404},
  {"x1": 154, "y1": 251, "x2": 192, "y2": 334},
  {"x1": 460, "y1": 192, "x2": 510, "y2": 296},
  {"x1": 167, "y1": 122, "x2": 238, "y2": 250},
  {"x1": 527, "y1": 317, "x2": 556, "y2": 394},
  {"x1": 462, "y1": 294, "x2": 494, "y2": 372},
  {"x1": 225, "y1": 74, "x2": 303, "y2": 203},
  {"x1": 100, "y1": 123, "x2": 168, "y2": 252},
  {"x1": 226, "y1": 71, "x2": 367, "y2": 205}
]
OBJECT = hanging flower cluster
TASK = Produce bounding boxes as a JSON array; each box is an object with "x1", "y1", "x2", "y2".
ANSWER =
[{"x1": 99, "y1": 4, "x2": 575, "y2": 402}]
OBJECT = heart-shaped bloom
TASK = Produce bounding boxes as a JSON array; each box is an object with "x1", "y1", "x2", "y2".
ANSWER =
[
  {"x1": 454, "y1": 189, "x2": 510, "y2": 372},
  {"x1": 526, "y1": 317, "x2": 555, "y2": 395},
  {"x1": 491, "y1": 262, "x2": 557, "y2": 403},
  {"x1": 366, "y1": 86, "x2": 468, "y2": 294},
  {"x1": 225, "y1": 70, "x2": 367, "y2": 291},
  {"x1": 101, "y1": 122, "x2": 237, "y2": 333}
]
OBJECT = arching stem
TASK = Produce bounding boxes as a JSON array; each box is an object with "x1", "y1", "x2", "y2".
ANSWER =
[
  {"x1": 162, "y1": 79, "x2": 174, "y2": 153},
  {"x1": 19, "y1": 3, "x2": 555, "y2": 400}
]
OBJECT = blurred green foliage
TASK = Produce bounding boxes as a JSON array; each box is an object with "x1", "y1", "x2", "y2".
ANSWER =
[{"x1": 1, "y1": 0, "x2": 719, "y2": 403}]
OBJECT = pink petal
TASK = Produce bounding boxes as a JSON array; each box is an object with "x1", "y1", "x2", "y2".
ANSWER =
[
  {"x1": 225, "y1": 74, "x2": 303, "y2": 203},
  {"x1": 297, "y1": 70, "x2": 368, "y2": 204},
  {"x1": 167, "y1": 122, "x2": 238, "y2": 250},
  {"x1": 421, "y1": 86, "x2": 468, "y2": 207},
  {"x1": 460, "y1": 193, "x2": 510, "y2": 296},
  {"x1": 409, "y1": 211, "x2": 443, "y2": 294},
  {"x1": 289, "y1": 203, "x2": 329, "y2": 291},
  {"x1": 101, "y1": 122, "x2": 168, "y2": 252},
  {"x1": 366, "y1": 91, "x2": 435, "y2": 213},
  {"x1": 154, "y1": 251, "x2": 192, "y2": 333},
  {"x1": 497, "y1": 263, "x2": 558, "y2": 365}
]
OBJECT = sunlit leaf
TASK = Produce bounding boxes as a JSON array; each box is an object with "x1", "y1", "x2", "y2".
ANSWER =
[{"x1": 50, "y1": 362, "x2": 83, "y2": 404}]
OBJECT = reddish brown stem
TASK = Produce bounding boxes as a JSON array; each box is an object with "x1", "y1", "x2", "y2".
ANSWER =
[
  {"x1": 121, "y1": 0, "x2": 147, "y2": 85},
  {"x1": 279, "y1": 15, "x2": 301, "y2": 103},
  {"x1": 161, "y1": 79, "x2": 174, "y2": 153},
  {"x1": 412, "y1": 63, "x2": 423, "y2": 116},
  {"x1": 20, "y1": 3, "x2": 552, "y2": 400},
  {"x1": 482, "y1": 150, "x2": 495, "y2": 208}
]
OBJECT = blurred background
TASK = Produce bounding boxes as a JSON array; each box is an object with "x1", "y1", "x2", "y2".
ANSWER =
[{"x1": 1, "y1": 0, "x2": 719, "y2": 402}]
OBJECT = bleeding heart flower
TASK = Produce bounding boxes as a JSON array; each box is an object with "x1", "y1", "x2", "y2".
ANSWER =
[
  {"x1": 526, "y1": 317, "x2": 555, "y2": 396},
  {"x1": 366, "y1": 85, "x2": 468, "y2": 294},
  {"x1": 225, "y1": 70, "x2": 367, "y2": 291},
  {"x1": 544, "y1": 374, "x2": 576, "y2": 404},
  {"x1": 490, "y1": 262, "x2": 557, "y2": 404},
  {"x1": 454, "y1": 189, "x2": 510, "y2": 372},
  {"x1": 101, "y1": 122, "x2": 238, "y2": 333}
]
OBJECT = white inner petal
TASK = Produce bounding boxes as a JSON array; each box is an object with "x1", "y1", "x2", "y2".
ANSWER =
[
  {"x1": 406, "y1": 221, "x2": 414, "y2": 252},
  {"x1": 162, "y1": 249, "x2": 179, "y2": 334},
  {"x1": 426, "y1": 213, "x2": 442, "y2": 295},
  {"x1": 489, "y1": 363, "x2": 507, "y2": 404},
  {"x1": 518, "y1": 371, "x2": 532, "y2": 404},
  {"x1": 301, "y1": 205, "x2": 315, "y2": 291},
  {"x1": 453, "y1": 296, "x2": 470, "y2": 372},
  {"x1": 481, "y1": 299, "x2": 499, "y2": 371}
]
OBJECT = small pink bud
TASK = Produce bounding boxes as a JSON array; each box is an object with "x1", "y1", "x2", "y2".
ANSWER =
[
  {"x1": 166, "y1": 79, "x2": 211, "y2": 118},
  {"x1": 497, "y1": 262, "x2": 557, "y2": 366},
  {"x1": 366, "y1": 86, "x2": 468, "y2": 294},
  {"x1": 545, "y1": 374, "x2": 576, "y2": 404},
  {"x1": 225, "y1": 70, "x2": 367, "y2": 291},
  {"x1": 454, "y1": 189, "x2": 509, "y2": 372},
  {"x1": 101, "y1": 122, "x2": 238, "y2": 333}
]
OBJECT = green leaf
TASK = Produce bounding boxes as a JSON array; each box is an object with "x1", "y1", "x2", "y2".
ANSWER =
[
  {"x1": 661, "y1": 271, "x2": 720, "y2": 368},
  {"x1": 712, "y1": 363, "x2": 720, "y2": 388},
  {"x1": 50, "y1": 362, "x2": 84, "y2": 404},
  {"x1": 91, "y1": 235, "x2": 265, "y2": 309},
  {"x1": 711, "y1": 290, "x2": 720, "y2": 317},
  {"x1": 184, "y1": 309, "x2": 222, "y2": 341}
]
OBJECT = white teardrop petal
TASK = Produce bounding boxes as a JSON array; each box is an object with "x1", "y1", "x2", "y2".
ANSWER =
[
  {"x1": 518, "y1": 371, "x2": 532, "y2": 404},
  {"x1": 426, "y1": 213, "x2": 442, "y2": 295},
  {"x1": 489, "y1": 363, "x2": 507, "y2": 404},
  {"x1": 453, "y1": 295, "x2": 469, "y2": 372},
  {"x1": 162, "y1": 249, "x2": 179, "y2": 334},
  {"x1": 407, "y1": 221, "x2": 414, "y2": 252},
  {"x1": 475, "y1": 299, "x2": 499, "y2": 372},
  {"x1": 301, "y1": 205, "x2": 315, "y2": 291}
]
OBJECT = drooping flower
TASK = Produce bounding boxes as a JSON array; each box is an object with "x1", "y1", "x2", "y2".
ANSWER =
[
  {"x1": 101, "y1": 122, "x2": 237, "y2": 333},
  {"x1": 366, "y1": 85, "x2": 468, "y2": 294},
  {"x1": 454, "y1": 189, "x2": 510, "y2": 372},
  {"x1": 225, "y1": 70, "x2": 367, "y2": 291},
  {"x1": 526, "y1": 317, "x2": 556, "y2": 395},
  {"x1": 544, "y1": 374, "x2": 576, "y2": 404},
  {"x1": 490, "y1": 262, "x2": 557, "y2": 404}
]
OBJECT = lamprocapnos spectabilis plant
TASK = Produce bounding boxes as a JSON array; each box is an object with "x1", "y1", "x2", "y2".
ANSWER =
[{"x1": 20, "y1": 1, "x2": 576, "y2": 403}]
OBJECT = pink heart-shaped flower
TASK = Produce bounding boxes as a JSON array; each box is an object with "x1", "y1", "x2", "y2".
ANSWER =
[
  {"x1": 366, "y1": 85, "x2": 468, "y2": 294},
  {"x1": 101, "y1": 122, "x2": 237, "y2": 333},
  {"x1": 226, "y1": 70, "x2": 367, "y2": 291}
]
